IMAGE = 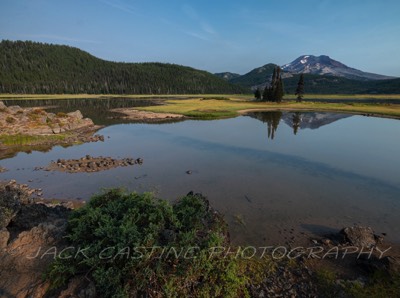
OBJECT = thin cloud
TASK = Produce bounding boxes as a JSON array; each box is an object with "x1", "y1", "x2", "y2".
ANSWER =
[
  {"x1": 99, "y1": 0, "x2": 138, "y2": 15},
  {"x1": 182, "y1": 31, "x2": 210, "y2": 42},
  {"x1": 182, "y1": 4, "x2": 199, "y2": 20},
  {"x1": 181, "y1": 4, "x2": 218, "y2": 41},
  {"x1": 201, "y1": 22, "x2": 217, "y2": 35}
]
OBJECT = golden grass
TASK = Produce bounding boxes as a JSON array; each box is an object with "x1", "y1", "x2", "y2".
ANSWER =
[
  {"x1": 136, "y1": 98, "x2": 400, "y2": 119},
  {"x1": 1, "y1": 94, "x2": 400, "y2": 119},
  {"x1": 285, "y1": 94, "x2": 400, "y2": 100}
]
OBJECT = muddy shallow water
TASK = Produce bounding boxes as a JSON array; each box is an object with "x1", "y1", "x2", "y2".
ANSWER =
[{"x1": 1, "y1": 109, "x2": 400, "y2": 246}]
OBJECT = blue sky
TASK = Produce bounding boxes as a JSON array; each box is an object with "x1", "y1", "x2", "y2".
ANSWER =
[{"x1": 1, "y1": 0, "x2": 399, "y2": 76}]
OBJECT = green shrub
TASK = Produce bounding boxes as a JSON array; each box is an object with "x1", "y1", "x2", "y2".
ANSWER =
[{"x1": 46, "y1": 190, "x2": 248, "y2": 297}]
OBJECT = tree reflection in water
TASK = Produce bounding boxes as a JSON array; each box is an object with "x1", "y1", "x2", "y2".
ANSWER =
[
  {"x1": 247, "y1": 111, "x2": 282, "y2": 140},
  {"x1": 248, "y1": 111, "x2": 351, "y2": 139}
]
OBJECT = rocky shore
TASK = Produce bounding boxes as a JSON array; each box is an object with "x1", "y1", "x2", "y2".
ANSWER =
[
  {"x1": 0, "y1": 101, "x2": 103, "y2": 158},
  {"x1": 0, "y1": 180, "x2": 399, "y2": 297},
  {"x1": 0, "y1": 180, "x2": 71, "y2": 297},
  {"x1": 0, "y1": 101, "x2": 100, "y2": 135},
  {"x1": 46, "y1": 155, "x2": 143, "y2": 173},
  {"x1": 111, "y1": 108, "x2": 186, "y2": 121}
]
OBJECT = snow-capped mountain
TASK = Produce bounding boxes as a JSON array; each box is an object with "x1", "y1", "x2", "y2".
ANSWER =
[
  {"x1": 282, "y1": 55, "x2": 394, "y2": 81},
  {"x1": 281, "y1": 112, "x2": 352, "y2": 130}
]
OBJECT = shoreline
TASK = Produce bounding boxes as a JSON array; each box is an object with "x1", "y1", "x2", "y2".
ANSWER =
[
  {"x1": 0, "y1": 101, "x2": 104, "y2": 159},
  {"x1": 0, "y1": 180, "x2": 399, "y2": 297},
  {"x1": 111, "y1": 107, "x2": 186, "y2": 121}
]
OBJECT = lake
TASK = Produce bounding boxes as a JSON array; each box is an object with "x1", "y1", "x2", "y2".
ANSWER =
[{"x1": 1, "y1": 100, "x2": 400, "y2": 246}]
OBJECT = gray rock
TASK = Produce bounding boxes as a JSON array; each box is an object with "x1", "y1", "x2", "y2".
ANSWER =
[
  {"x1": 67, "y1": 110, "x2": 84, "y2": 120},
  {"x1": 0, "y1": 101, "x2": 7, "y2": 110},
  {"x1": 0, "y1": 183, "x2": 24, "y2": 229},
  {"x1": 7, "y1": 105, "x2": 23, "y2": 114},
  {"x1": 9, "y1": 203, "x2": 69, "y2": 232},
  {"x1": 340, "y1": 226, "x2": 377, "y2": 248}
]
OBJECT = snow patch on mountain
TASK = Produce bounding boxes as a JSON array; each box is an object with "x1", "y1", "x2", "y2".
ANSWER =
[{"x1": 281, "y1": 55, "x2": 395, "y2": 81}]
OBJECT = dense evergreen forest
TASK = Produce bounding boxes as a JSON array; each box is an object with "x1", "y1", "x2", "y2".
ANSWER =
[
  {"x1": 0, "y1": 40, "x2": 247, "y2": 94},
  {"x1": 281, "y1": 74, "x2": 400, "y2": 94}
]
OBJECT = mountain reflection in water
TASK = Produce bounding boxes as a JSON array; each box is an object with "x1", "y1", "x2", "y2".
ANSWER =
[{"x1": 247, "y1": 111, "x2": 352, "y2": 139}]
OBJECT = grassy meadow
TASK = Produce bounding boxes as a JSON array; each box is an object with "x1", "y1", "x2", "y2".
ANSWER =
[{"x1": 1, "y1": 93, "x2": 400, "y2": 119}]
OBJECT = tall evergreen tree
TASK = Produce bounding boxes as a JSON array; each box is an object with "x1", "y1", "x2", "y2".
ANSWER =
[
  {"x1": 274, "y1": 67, "x2": 284, "y2": 103},
  {"x1": 262, "y1": 66, "x2": 284, "y2": 102},
  {"x1": 254, "y1": 88, "x2": 261, "y2": 100},
  {"x1": 262, "y1": 85, "x2": 270, "y2": 101},
  {"x1": 295, "y1": 74, "x2": 305, "y2": 102}
]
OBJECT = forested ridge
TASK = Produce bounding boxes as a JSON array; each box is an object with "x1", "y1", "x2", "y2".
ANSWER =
[
  {"x1": 0, "y1": 40, "x2": 247, "y2": 94},
  {"x1": 222, "y1": 65, "x2": 400, "y2": 94}
]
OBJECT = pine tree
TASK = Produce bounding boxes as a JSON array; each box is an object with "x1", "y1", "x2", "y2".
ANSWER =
[
  {"x1": 254, "y1": 88, "x2": 261, "y2": 100},
  {"x1": 292, "y1": 112, "x2": 301, "y2": 135},
  {"x1": 261, "y1": 66, "x2": 284, "y2": 102},
  {"x1": 295, "y1": 74, "x2": 305, "y2": 102},
  {"x1": 262, "y1": 86, "x2": 270, "y2": 101},
  {"x1": 271, "y1": 66, "x2": 284, "y2": 102}
]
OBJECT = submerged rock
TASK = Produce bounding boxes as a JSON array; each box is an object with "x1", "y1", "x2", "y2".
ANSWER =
[{"x1": 46, "y1": 156, "x2": 143, "y2": 173}]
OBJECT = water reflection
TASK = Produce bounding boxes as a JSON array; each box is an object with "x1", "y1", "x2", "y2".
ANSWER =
[
  {"x1": 247, "y1": 111, "x2": 352, "y2": 139},
  {"x1": 292, "y1": 112, "x2": 301, "y2": 135},
  {"x1": 247, "y1": 111, "x2": 282, "y2": 139},
  {"x1": 2, "y1": 98, "x2": 160, "y2": 125},
  {"x1": 1, "y1": 112, "x2": 400, "y2": 245}
]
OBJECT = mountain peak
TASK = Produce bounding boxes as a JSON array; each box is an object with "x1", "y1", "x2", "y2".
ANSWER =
[{"x1": 282, "y1": 55, "x2": 393, "y2": 81}]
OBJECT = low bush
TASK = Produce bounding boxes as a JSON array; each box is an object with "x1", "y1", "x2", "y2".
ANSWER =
[{"x1": 46, "y1": 190, "x2": 248, "y2": 297}]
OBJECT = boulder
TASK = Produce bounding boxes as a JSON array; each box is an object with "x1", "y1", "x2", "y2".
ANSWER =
[
  {"x1": 67, "y1": 110, "x2": 83, "y2": 120},
  {"x1": 7, "y1": 105, "x2": 24, "y2": 114},
  {"x1": 0, "y1": 101, "x2": 7, "y2": 111},
  {"x1": 340, "y1": 226, "x2": 377, "y2": 248},
  {"x1": 9, "y1": 203, "x2": 69, "y2": 233},
  {"x1": 0, "y1": 183, "x2": 25, "y2": 229}
]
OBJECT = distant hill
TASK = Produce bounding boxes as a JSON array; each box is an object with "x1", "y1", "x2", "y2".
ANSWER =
[
  {"x1": 214, "y1": 72, "x2": 240, "y2": 80},
  {"x1": 216, "y1": 56, "x2": 400, "y2": 94},
  {"x1": 282, "y1": 74, "x2": 400, "y2": 94},
  {"x1": 229, "y1": 63, "x2": 277, "y2": 88},
  {"x1": 282, "y1": 55, "x2": 395, "y2": 81},
  {"x1": 0, "y1": 40, "x2": 247, "y2": 94}
]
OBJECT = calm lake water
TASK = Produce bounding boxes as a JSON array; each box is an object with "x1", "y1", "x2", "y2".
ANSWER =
[{"x1": 1, "y1": 101, "x2": 400, "y2": 245}]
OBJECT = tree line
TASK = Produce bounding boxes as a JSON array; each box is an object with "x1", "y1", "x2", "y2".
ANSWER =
[
  {"x1": 254, "y1": 66, "x2": 304, "y2": 102},
  {"x1": 0, "y1": 40, "x2": 247, "y2": 94}
]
